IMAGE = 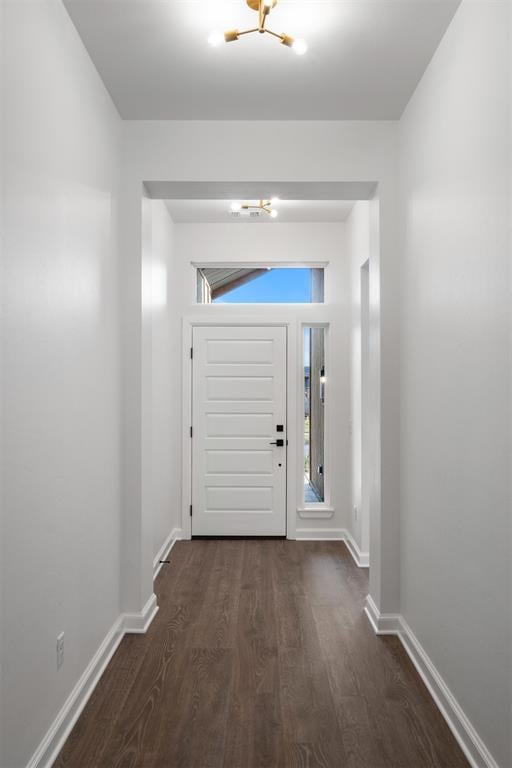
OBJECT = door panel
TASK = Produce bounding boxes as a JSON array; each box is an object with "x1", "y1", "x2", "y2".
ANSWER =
[
  {"x1": 206, "y1": 376, "x2": 274, "y2": 401},
  {"x1": 192, "y1": 326, "x2": 287, "y2": 536},
  {"x1": 206, "y1": 450, "x2": 273, "y2": 475}
]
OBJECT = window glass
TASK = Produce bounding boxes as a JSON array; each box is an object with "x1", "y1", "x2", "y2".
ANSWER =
[
  {"x1": 196, "y1": 267, "x2": 324, "y2": 303},
  {"x1": 304, "y1": 327, "x2": 325, "y2": 503}
]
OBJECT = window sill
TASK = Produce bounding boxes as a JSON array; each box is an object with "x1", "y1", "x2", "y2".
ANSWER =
[{"x1": 297, "y1": 507, "x2": 334, "y2": 519}]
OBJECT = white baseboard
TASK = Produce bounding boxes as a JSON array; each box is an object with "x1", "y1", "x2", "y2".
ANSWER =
[
  {"x1": 295, "y1": 527, "x2": 369, "y2": 569},
  {"x1": 364, "y1": 597, "x2": 499, "y2": 768},
  {"x1": 27, "y1": 594, "x2": 159, "y2": 768},
  {"x1": 364, "y1": 594, "x2": 401, "y2": 634},
  {"x1": 295, "y1": 527, "x2": 345, "y2": 540},
  {"x1": 122, "y1": 593, "x2": 159, "y2": 634},
  {"x1": 153, "y1": 527, "x2": 182, "y2": 580},
  {"x1": 26, "y1": 617, "x2": 125, "y2": 768},
  {"x1": 343, "y1": 530, "x2": 369, "y2": 568}
]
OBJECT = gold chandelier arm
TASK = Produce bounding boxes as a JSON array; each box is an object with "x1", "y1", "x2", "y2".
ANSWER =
[
  {"x1": 258, "y1": 0, "x2": 272, "y2": 30},
  {"x1": 237, "y1": 26, "x2": 259, "y2": 36},
  {"x1": 265, "y1": 28, "x2": 284, "y2": 40},
  {"x1": 236, "y1": 200, "x2": 273, "y2": 215}
]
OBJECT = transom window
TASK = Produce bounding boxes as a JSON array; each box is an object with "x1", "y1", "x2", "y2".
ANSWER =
[{"x1": 196, "y1": 267, "x2": 324, "y2": 304}]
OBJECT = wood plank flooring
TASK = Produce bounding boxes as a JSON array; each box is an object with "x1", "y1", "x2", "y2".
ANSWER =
[{"x1": 54, "y1": 541, "x2": 470, "y2": 768}]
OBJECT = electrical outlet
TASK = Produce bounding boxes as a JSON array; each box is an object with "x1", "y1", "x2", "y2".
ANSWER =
[
  {"x1": 354, "y1": 506, "x2": 358, "y2": 520},
  {"x1": 56, "y1": 632, "x2": 65, "y2": 670}
]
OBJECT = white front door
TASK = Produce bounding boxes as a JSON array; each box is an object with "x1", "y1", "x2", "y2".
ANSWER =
[{"x1": 191, "y1": 325, "x2": 287, "y2": 536}]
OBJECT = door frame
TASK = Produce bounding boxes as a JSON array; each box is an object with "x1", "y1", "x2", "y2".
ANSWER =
[{"x1": 182, "y1": 316, "x2": 301, "y2": 540}]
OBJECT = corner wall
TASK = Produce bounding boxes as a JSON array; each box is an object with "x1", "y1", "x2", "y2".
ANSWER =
[
  {"x1": 0, "y1": 2, "x2": 122, "y2": 766},
  {"x1": 347, "y1": 201, "x2": 371, "y2": 554},
  {"x1": 398, "y1": 1, "x2": 511, "y2": 765},
  {"x1": 146, "y1": 200, "x2": 182, "y2": 561}
]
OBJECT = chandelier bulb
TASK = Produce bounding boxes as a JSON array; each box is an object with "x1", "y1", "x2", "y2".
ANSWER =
[
  {"x1": 292, "y1": 38, "x2": 308, "y2": 55},
  {"x1": 208, "y1": 31, "x2": 224, "y2": 47},
  {"x1": 270, "y1": 209, "x2": 278, "y2": 218}
]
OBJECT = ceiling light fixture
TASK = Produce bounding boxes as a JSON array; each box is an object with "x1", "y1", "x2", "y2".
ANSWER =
[
  {"x1": 230, "y1": 199, "x2": 279, "y2": 218},
  {"x1": 209, "y1": 0, "x2": 307, "y2": 55}
]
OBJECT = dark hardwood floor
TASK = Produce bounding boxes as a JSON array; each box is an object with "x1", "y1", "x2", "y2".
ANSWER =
[{"x1": 55, "y1": 540, "x2": 469, "y2": 767}]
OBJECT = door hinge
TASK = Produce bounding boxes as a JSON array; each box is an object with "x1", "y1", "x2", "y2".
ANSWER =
[
  {"x1": 190, "y1": 426, "x2": 193, "y2": 438},
  {"x1": 189, "y1": 504, "x2": 193, "y2": 517},
  {"x1": 190, "y1": 347, "x2": 193, "y2": 359}
]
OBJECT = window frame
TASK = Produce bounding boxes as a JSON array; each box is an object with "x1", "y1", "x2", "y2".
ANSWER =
[{"x1": 192, "y1": 262, "x2": 328, "y2": 305}]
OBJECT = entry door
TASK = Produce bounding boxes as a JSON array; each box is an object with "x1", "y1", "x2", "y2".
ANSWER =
[{"x1": 192, "y1": 326, "x2": 287, "y2": 536}]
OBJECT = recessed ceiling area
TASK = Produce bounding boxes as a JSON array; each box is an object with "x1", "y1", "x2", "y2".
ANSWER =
[
  {"x1": 166, "y1": 199, "x2": 354, "y2": 223},
  {"x1": 63, "y1": 0, "x2": 461, "y2": 120}
]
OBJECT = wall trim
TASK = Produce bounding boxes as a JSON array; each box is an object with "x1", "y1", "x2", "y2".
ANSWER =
[
  {"x1": 153, "y1": 527, "x2": 182, "y2": 580},
  {"x1": 26, "y1": 592, "x2": 160, "y2": 768},
  {"x1": 26, "y1": 617, "x2": 125, "y2": 768},
  {"x1": 364, "y1": 594, "x2": 401, "y2": 634},
  {"x1": 343, "y1": 529, "x2": 370, "y2": 567},
  {"x1": 295, "y1": 527, "x2": 345, "y2": 540},
  {"x1": 364, "y1": 598, "x2": 500, "y2": 768},
  {"x1": 122, "y1": 593, "x2": 159, "y2": 634},
  {"x1": 295, "y1": 527, "x2": 369, "y2": 570}
]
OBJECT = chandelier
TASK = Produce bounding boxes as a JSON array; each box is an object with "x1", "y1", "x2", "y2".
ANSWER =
[
  {"x1": 230, "y1": 199, "x2": 279, "y2": 218},
  {"x1": 209, "y1": 0, "x2": 307, "y2": 55}
]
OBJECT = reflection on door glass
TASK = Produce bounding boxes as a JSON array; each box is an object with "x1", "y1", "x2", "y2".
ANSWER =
[{"x1": 304, "y1": 327, "x2": 325, "y2": 504}]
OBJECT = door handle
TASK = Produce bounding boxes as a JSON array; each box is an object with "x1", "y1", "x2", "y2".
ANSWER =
[{"x1": 270, "y1": 439, "x2": 284, "y2": 447}]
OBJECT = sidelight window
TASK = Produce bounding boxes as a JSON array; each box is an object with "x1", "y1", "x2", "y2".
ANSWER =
[{"x1": 304, "y1": 327, "x2": 326, "y2": 504}]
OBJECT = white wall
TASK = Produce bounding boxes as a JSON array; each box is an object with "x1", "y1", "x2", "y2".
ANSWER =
[
  {"x1": 0, "y1": 2, "x2": 121, "y2": 766},
  {"x1": 147, "y1": 201, "x2": 181, "y2": 559},
  {"x1": 0, "y1": 3, "x2": 5, "y2": 759},
  {"x1": 173, "y1": 221, "x2": 351, "y2": 537},
  {"x1": 399, "y1": 2, "x2": 511, "y2": 766},
  {"x1": 347, "y1": 201, "x2": 371, "y2": 554},
  {"x1": 141, "y1": 196, "x2": 180, "y2": 571}
]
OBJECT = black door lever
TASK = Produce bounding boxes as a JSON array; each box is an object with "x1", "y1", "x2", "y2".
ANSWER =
[{"x1": 270, "y1": 439, "x2": 284, "y2": 447}]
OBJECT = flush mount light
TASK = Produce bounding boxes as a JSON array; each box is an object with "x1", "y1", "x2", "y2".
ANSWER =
[
  {"x1": 230, "y1": 199, "x2": 279, "y2": 218},
  {"x1": 209, "y1": 0, "x2": 307, "y2": 54}
]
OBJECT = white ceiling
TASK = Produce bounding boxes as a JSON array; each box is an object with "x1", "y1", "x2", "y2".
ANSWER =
[
  {"x1": 64, "y1": 0, "x2": 461, "y2": 120},
  {"x1": 165, "y1": 199, "x2": 354, "y2": 223}
]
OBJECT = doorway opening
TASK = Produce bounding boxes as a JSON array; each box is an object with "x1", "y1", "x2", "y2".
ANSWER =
[{"x1": 140, "y1": 184, "x2": 380, "y2": 566}]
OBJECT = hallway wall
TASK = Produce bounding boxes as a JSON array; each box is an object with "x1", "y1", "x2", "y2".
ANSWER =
[
  {"x1": 146, "y1": 200, "x2": 181, "y2": 560},
  {"x1": 347, "y1": 201, "x2": 371, "y2": 555},
  {"x1": 0, "y1": 2, "x2": 122, "y2": 766},
  {"x1": 398, "y1": 2, "x2": 511, "y2": 766}
]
